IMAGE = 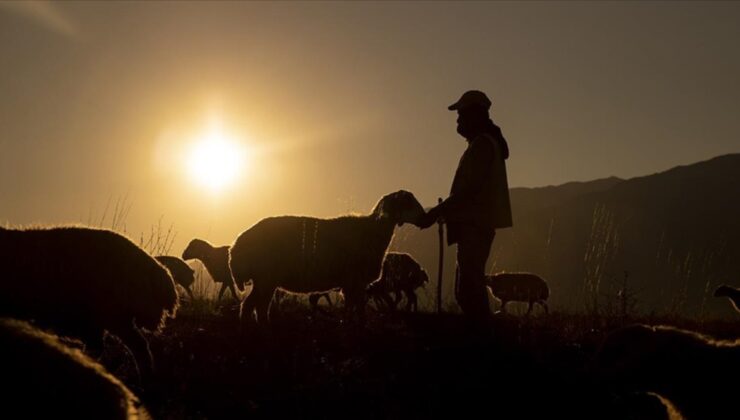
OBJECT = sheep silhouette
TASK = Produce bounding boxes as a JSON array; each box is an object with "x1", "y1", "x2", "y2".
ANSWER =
[
  {"x1": 0, "y1": 318, "x2": 149, "y2": 419},
  {"x1": 229, "y1": 190, "x2": 425, "y2": 326},
  {"x1": 156, "y1": 255, "x2": 195, "y2": 300},
  {"x1": 182, "y1": 239, "x2": 240, "y2": 301},
  {"x1": 366, "y1": 252, "x2": 429, "y2": 312},
  {"x1": 485, "y1": 272, "x2": 549, "y2": 315},
  {"x1": 0, "y1": 225, "x2": 178, "y2": 380},
  {"x1": 593, "y1": 324, "x2": 739, "y2": 420},
  {"x1": 713, "y1": 284, "x2": 740, "y2": 313}
]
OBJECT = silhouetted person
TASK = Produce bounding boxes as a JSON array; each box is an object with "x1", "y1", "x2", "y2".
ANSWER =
[{"x1": 417, "y1": 90, "x2": 512, "y2": 325}]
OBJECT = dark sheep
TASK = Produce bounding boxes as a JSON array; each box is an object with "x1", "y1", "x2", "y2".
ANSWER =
[
  {"x1": 229, "y1": 190, "x2": 425, "y2": 325},
  {"x1": 182, "y1": 239, "x2": 240, "y2": 301},
  {"x1": 713, "y1": 284, "x2": 740, "y2": 313},
  {"x1": 592, "y1": 324, "x2": 740, "y2": 420},
  {"x1": 485, "y1": 272, "x2": 549, "y2": 315},
  {"x1": 366, "y1": 252, "x2": 429, "y2": 312},
  {"x1": 0, "y1": 318, "x2": 149, "y2": 419},
  {"x1": 0, "y1": 225, "x2": 178, "y2": 379},
  {"x1": 155, "y1": 255, "x2": 195, "y2": 300}
]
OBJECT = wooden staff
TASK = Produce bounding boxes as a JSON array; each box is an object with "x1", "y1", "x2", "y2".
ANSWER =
[{"x1": 436, "y1": 197, "x2": 444, "y2": 314}]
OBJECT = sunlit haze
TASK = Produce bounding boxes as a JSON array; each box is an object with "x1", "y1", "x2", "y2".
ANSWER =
[
  {"x1": 186, "y1": 124, "x2": 246, "y2": 193},
  {"x1": 1, "y1": 1, "x2": 739, "y2": 252}
]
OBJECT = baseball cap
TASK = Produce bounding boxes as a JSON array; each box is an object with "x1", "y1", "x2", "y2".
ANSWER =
[{"x1": 448, "y1": 90, "x2": 492, "y2": 111}]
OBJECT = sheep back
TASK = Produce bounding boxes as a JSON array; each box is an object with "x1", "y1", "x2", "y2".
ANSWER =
[
  {"x1": 486, "y1": 272, "x2": 549, "y2": 302},
  {"x1": 155, "y1": 255, "x2": 195, "y2": 289},
  {"x1": 0, "y1": 318, "x2": 147, "y2": 419},
  {"x1": 0, "y1": 226, "x2": 178, "y2": 333},
  {"x1": 230, "y1": 215, "x2": 395, "y2": 293},
  {"x1": 380, "y1": 252, "x2": 427, "y2": 290},
  {"x1": 594, "y1": 324, "x2": 740, "y2": 420}
]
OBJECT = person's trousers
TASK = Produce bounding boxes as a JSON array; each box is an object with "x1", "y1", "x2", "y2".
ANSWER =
[{"x1": 455, "y1": 229, "x2": 495, "y2": 322}]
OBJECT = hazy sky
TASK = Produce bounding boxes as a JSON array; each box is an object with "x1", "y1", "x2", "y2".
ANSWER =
[{"x1": 1, "y1": 1, "x2": 739, "y2": 251}]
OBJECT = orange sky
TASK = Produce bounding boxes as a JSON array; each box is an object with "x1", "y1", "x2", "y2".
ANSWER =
[{"x1": 1, "y1": 2, "x2": 739, "y2": 252}]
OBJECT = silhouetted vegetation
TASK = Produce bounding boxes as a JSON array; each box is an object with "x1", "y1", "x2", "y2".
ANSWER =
[{"x1": 127, "y1": 301, "x2": 737, "y2": 419}]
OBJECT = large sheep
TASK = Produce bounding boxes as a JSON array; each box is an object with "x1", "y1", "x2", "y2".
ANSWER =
[
  {"x1": 366, "y1": 252, "x2": 429, "y2": 312},
  {"x1": 229, "y1": 190, "x2": 425, "y2": 325},
  {"x1": 155, "y1": 255, "x2": 195, "y2": 300},
  {"x1": 182, "y1": 239, "x2": 240, "y2": 301},
  {"x1": 0, "y1": 318, "x2": 149, "y2": 419},
  {"x1": 592, "y1": 324, "x2": 740, "y2": 420},
  {"x1": 485, "y1": 272, "x2": 549, "y2": 315},
  {"x1": 0, "y1": 225, "x2": 178, "y2": 379},
  {"x1": 713, "y1": 284, "x2": 740, "y2": 313}
]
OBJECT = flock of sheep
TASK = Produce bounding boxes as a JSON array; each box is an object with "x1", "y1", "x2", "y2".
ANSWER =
[{"x1": 1, "y1": 188, "x2": 738, "y2": 419}]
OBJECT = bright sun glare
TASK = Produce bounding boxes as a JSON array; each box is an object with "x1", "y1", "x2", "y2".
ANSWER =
[{"x1": 187, "y1": 126, "x2": 246, "y2": 192}]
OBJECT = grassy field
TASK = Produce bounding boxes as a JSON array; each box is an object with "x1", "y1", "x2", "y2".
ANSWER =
[{"x1": 111, "y1": 298, "x2": 739, "y2": 419}]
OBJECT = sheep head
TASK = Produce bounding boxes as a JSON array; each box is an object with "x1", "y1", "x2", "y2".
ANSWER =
[
  {"x1": 182, "y1": 238, "x2": 212, "y2": 261},
  {"x1": 713, "y1": 285, "x2": 736, "y2": 297},
  {"x1": 183, "y1": 264, "x2": 196, "y2": 284},
  {"x1": 373, "y1": 190, "x2": 425, "y2": 226},
  {"x1": 419, "y1": 269, "x2": 429, "y2": 284},
  {"x1": 366, "y1": 280, "x2": 384, "y2": 297}
]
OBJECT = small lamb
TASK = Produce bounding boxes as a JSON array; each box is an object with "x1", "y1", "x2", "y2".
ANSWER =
[{"x1": 485, "y1": 272, "x2": 549, "y2": 315}]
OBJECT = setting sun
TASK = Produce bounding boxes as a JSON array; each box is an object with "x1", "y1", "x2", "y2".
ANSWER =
[{"x1": 186, "y1": 126, "x2": 246, "y2": 192}]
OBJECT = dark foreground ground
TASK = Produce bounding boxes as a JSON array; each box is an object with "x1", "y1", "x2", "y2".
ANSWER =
[{"x1": 113, "y1": 299, "x2": 738, "y2": 420}]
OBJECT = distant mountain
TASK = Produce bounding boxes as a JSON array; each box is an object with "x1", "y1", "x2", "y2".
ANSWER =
[{"x1": 391, "y1": 154, "x2": 740, "y2": 318}]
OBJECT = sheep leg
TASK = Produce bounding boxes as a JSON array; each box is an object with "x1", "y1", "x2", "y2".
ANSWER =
[
  {"x1": 539, "y1": 301, "x2": 549, "y2": 315},
  {"x1": 392, "y1": 291, "x2": 403, "y2": 310},
  {"x1": 228, "y1": 283, "x2": 240, "y2": 301},
  {"x1": 526, "y1": 301, "x2": 534, "y2": 316},
  {"x1": 344, "y1": 290, "x2": 367, "y2": 326},
  {"x1": 217, "y1": 283, "x2": 228, "y2": 301},
  {"x1": 407, "y1": 290, "x2": 418, "y2": 312},
  {"x1": 371, "y1": 295, "x2": 385, "y2": 311},
  {"x1": 255, "y1": 287, "x2": 276, "y2": 325},
  {"x1": 382, "y1": 292, "x2": 396, "y2": 311},
  {"x1": 240, "y1": 287, "x2": 260, "y2": 325},
  {"x1": 315, "y1": 294, "x2": 335, "y2": 316},
  {"x1": 308, "y1": 293, "x2": 320, "y2": 312},
  {"x1": 185, "y1": 285, "x2": 195, "y2": 301},
  {"x1": 110, "y1": 323, "x2": 153, "y2": 382},
  {"x1": 402, "y1": 290, "x2": 412, "y2": 311}
]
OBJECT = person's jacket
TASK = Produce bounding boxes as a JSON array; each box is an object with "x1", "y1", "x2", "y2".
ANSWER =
[{"x1": 440, "y1": 129, "x2": 513, "y2": 245}]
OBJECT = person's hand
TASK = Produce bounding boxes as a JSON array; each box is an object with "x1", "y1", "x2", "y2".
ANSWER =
[{"x1": 415, "y1": 206, "x2": 442, "y2": 229}]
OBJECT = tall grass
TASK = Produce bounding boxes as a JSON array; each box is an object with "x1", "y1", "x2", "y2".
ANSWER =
[{"x1": 583, "y1": 203, "x2": 619, "y2": 316}]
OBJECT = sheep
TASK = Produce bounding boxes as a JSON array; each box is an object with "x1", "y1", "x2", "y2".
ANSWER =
[
  {"x1": 273, "y1": 288, "x2": 342, "y2": 314},
  {"x1": 485, "y1": 272, "x2": 549, "y2": 315},
  {"x1": 229, "y1": 190, "x2": 426, "y2": 326},
  {"x1": 592, "y1": 324, "x2": 740, "y2": 420},
  {"x1": 182, "y1": 239, "x2": 240, "y2": 301},
  {"x1": 366, "y1": 252, "x2": 429, "y2": 312},
  {"x1": 0, "y1": 318, "x2": 149, "y2": 420},
  {"x1": 713, "y1": 284, "x2": 740, "y2": 313},
  {"x1": 155, "y1": 255, "x2": 195, "y2": 300},
  {"x1": 0, "y1": 225, "x2": 178, "y2": 380}
]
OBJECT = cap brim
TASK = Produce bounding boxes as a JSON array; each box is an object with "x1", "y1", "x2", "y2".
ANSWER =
[{"x1": 447, "y1": 103, "x2": 459, "y2": 111}]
